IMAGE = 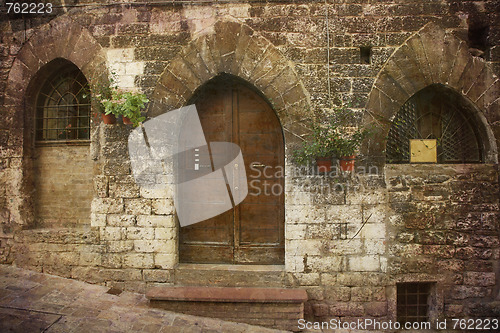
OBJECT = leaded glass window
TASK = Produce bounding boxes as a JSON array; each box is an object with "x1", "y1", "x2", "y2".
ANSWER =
[
  {"x1": 386, "y1": 85, "x2": 483, "y2": 163},
  {"x1": 35, "y1": 63, "x2": 90, "y2": 142}
]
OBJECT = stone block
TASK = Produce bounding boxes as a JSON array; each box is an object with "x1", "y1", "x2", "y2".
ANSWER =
[
  {"x1": 154, "y1": 228, "x2": 175, "y2": 240},
  {"x1": 109, "y1": 182, "x2": 140, "y2": 199},
  {"x1": 445, "y1": 304, "x2": 464, "y2": 317},
  {"x1": 364, "y1": 301, "x2": 387, "y2": 317},
  {"x1": 91, "y1": 198, "x2": 124, "y2": 214},
  {"x1": 286, "y1": 205, "x2": 324, "y2": 224},
  {"x1": 364, "y1": 239, "x2": 385, "y2": 255},
  {"x1": 464, "y1": 272, "x2": 496, "y2": 287},
  {"x1": 286, "y1": 239, "x2": 323, "y2": 256},
  {"x1": 451, "y1": 285, "x2": 490, "y2": 299},
  {"x1": 107, "y1": 240, "x2": 134, "y2": 253},
  {"x1": 91, "y1": 213, "x2": 106, "y2": 227},
  {"x1": 151, "y1": 198, "x2": 174, "y2": 215},
  {"x1": 329, "y1": 302, "x2": 364, "y2": 317},
  {"x1": 351, "y1": 287, "x2": 372, "y2": 302},
  {"x1": 71, "y1": 266, "x2": 105, "y2": 284},
  {"x1": 143, "y1": 269, "x2": 173, "y2": 282},
  {"x1": 124, "y1": 199, "x2": 152, "y2": 215},
  {"x1": 312, "y1": 303, "x2": 329, "y2": 317},
  {"x1": 285, "y1": 224, "x2": 307, "y2": 240},
  {"x1": 107, "y1": 214, "x2": 136, "y2": 227},
  {"x1": 136, "y1": 215, "x2": 175, "y2": 227},
  {"x1": 101, "y1": 253, "x2": 123, "y2": 268},
  {"x1": 288, "y1": 273, "x2": 320, "y2": 286},
  {"x1": 324, "y1": 287, "x2": 351, "y2": 302},
  {"x1": 359, "y1": 223, "x2": 386, "y2": 239},
  {"x1": 100, "y1": 227, "x2": 124, "y2": 241},
  {"x1": 134, "y1": 239, "x2": 175, "y2": 253},
  {"x1": 102, "y1": 268, "x2": 143, "y2": 281},
  {"x1": 94, "y1": 175, "x2": 109, "y2": 197},
  {"x1": 154, "y1": 253, "x2": 177, "y2": 269},
  {"x1": 285, "y1": 255, "x2": 305, "y2": 273},
  {"x1": 336, "y1": 272, "x2": 388, "y2": 287},
  {"x1": 126, "y1": 227, "x2": 154, "y2": 240},
  {"x1": 306, "y1": 256, "x2": 342, "y2": 272},
  {"x1": 106, "y1": 48, "x2": 135, "y2": 62},
  {"x1": 123, "y1": 253, "x2": 154, "y2": 268},
  {"x1": 79, "y1": 252, "x2": 102, "y2": 266},
  {"x1": 140, "y1": 187, "x2": 173, "y2": 199}
]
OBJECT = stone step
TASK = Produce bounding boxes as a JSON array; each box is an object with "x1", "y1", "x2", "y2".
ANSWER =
[
  {"x1": 147, "y1": 286, "x2": 307, "y2": 332},
  {"x1": 173, "y1": 264, "x2": 287, "y2": 287}
]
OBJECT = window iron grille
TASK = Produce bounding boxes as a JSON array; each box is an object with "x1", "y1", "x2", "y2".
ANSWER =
[
  {"x1": 35, "y1": 64, "x2": 90, "y2": 142},
  {"x1": 397, "y1": 282, "x2": 432, "y2": 324},
  {"x1": 386, "y1": 85, "x2": 482, "y2": 164}
]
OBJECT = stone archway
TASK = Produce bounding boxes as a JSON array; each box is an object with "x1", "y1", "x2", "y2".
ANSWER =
[
  {"x1": 6, "y1": 15, "x2": 107, "y2": 109},
  {"x1": 4, "y1": 15, "x2": 107, "y2": 227},
  {"x1": 149, "y1": 19, "x2": 312, "y2": 145},
  {"x1": 365, "y1": 22, "x2": 499, "y2": 164}
]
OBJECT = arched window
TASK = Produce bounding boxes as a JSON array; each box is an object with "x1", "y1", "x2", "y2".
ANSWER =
[
  {"x1": 35, "y1": 61, "x2": 90, "y2": 142},
  {"x1": 386, "y1": 85, "x2": 483, "y2": 164}
]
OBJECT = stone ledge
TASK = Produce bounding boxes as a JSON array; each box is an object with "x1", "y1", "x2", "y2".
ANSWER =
[{"x1": 146, "y1": 286, "x2": 308, "y2": 303}]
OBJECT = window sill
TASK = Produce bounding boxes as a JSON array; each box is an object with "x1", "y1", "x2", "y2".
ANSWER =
[{"x1": 35, "y1": 140, "x2": 90, "y2": 147}]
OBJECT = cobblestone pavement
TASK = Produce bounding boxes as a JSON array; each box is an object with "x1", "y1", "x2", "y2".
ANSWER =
[{"x1": 0, "y1": 265, "x2": 288, "y2": 333}]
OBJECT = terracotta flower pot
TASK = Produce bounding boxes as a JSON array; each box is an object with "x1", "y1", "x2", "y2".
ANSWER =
[
  {"x1": 316, "y1": 158, "x2": 332, "y2": 173},
  {"x1": 339, "y1": 155, "x2": 356, "y2": 172},
  {"x1": 122, "y1": 116, "x2": 133, "y2": 125},
  {"x1": 102, "y1": 113, "x2": 116, "y2": 124}
]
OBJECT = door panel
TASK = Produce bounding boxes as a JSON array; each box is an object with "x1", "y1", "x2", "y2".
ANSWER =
[{"x1": 179, "y1": 77, "x2": 284, "y2": 264}]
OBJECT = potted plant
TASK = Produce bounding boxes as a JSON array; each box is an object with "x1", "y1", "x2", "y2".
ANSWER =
[
  {"x1": 329, "y1": 106, "x2": 370, "y2": 172},
  {"x1": 100, "y1": 89, "x2": 148, "y2": 127},
  {"x1": 89, "y1": 73, "x2": 148, "y2": 126},
  {"x1": 292, "y1": 122, "x2": 339, "y2": 173},
  {"x1": 292, "y1": 106, "x2": 370, "y2": 172}
]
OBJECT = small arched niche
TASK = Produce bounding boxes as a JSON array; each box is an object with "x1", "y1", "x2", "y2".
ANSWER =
[{"x1": 386, "y1": 84, "x2": 493, "y2": 164}]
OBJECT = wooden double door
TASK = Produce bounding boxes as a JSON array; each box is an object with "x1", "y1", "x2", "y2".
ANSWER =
[{"x1": 179, "y1": 77, "x2": 285, "y2": 264}]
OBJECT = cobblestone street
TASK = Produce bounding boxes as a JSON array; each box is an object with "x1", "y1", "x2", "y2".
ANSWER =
[{"x1": 0, "y1": 265, "x2": 287, "y2": 333}]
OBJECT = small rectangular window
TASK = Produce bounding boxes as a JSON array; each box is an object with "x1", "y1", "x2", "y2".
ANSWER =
[
  {"x1": 397, "y1": 282, "x2": 432, "y2": 324},
  {"x1": 360, "y1": 46, "x2": 371, "y2": 64}
]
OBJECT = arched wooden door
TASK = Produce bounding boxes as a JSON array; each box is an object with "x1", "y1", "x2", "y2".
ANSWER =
[{"x1": 179, "y1": 76, "x2": 285, "y2": 264}]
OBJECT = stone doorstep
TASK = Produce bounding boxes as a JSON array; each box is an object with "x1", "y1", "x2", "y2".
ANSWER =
[{"x1": 146, "y1": 286, "x2": 308, "y2": 303}]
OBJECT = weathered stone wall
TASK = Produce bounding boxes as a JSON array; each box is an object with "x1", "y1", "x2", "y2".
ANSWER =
[
  {"x1": 33, "y1": 145, "x2": 93, "y2": 227},
  {"x1": 284, "y1": 164, "x2": 499, "y2": 321},
  {"x1": 0, "y1": 0, "x2": 499, "y2": 326},
  {"x1": 386, "y1": 164, "x2": 499, "y2": 318}
]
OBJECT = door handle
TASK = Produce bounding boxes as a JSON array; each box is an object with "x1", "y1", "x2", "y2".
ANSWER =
[{"x1": 252, "y1": 163, "x2": 266, "y2": 168}]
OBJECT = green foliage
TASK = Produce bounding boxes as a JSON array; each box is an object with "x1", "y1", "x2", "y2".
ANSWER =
[
  {"x1": 292, "y1": 106, "x2": 371, "y2": 165},
  {"x1": 91, "y1": 72, "x2": 149, "y2": 127},
  {"x1": 101, "y1": 90, "x2": 148, "y2": 127}
]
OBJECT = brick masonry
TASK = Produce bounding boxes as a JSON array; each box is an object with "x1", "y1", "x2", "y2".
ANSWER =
[
  {"x1": 0, "y1": 0, "x2": 499, "y2": 329},
  {"x1": 34, "y1": 145, "x2": 93, "y2": 227}
]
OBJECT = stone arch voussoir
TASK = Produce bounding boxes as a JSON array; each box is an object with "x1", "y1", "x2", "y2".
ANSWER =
[
  {"x1": 150, "y1": 18, "x2": 312, "y2": 145},
  {"x1": 6, "y1": 15, "x2": 107, "y2": 109},
  {"x1": 365, "y1": 22, "x2": 500, "y2": 162}
]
